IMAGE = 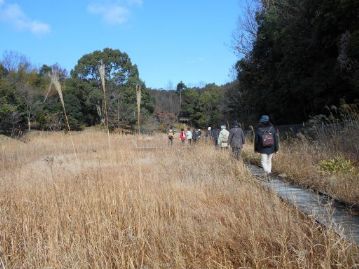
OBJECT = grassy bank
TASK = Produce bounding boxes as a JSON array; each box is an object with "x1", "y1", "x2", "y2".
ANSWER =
[
  {"x1": 0, "y1": 131, "x2": 358, "y2": 268},
  {"x1": 243, "y1": 121, "x2": 359, "y2": 206}
]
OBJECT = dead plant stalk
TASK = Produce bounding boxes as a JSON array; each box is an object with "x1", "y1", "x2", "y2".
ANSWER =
[{"x1": 99, "y1": 61, "x2": 111, "y2": 149}]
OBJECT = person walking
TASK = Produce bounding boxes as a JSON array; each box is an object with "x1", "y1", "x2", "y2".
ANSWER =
[
  {"x1": 218, "y1": 125, "x2": 230, "y2": 150},
  {"x1": 186, "y1": 128, "x2": 193, "y2": 145},
  {"x1": 197, "y1": 129, "x2": 202, "y2": 141},
  {"x1": 254, "y1": 115, "x2": 279, "y2": 175},
  {"x1": 205, "y1": 127, "x2": 212, "y2": 143},
  {"x1": 179, "y1": 128, "x2": 186, "y2": 144},
  {"x1": 193, "y1": 129, "x2": 201, "y2": 143},
  {"x1": 228, "y1": 121, "x2": 245, "y2": 160},
  {"x1": 192, "y1": 128, "x2": 198, "y2": 143},
  {"x1": 167, "y1": 126, "x2": 175, "y2": 146},
  {"x1": 212, "y1": 127, "x2": 220, "y2": 148}
]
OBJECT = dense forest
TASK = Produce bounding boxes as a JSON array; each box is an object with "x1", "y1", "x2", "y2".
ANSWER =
[
  {"x1": 1, "y1": 0, "x2": 358, "y2": 135},
  {"x1": 235, "y1": 0, "x2": 359, "y2": 124}
]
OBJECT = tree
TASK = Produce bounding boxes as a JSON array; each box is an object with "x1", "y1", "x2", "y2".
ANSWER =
[
  {"x1": 221, "y1": 81, "x2": 242, "y2": 123},
  {"x1": 0, "y1": 78, "x2": 22, "y2": 135},
  {"x1": 179, "y1": 83, "x2": 226, "y2": 128},
  {"x1": 17, "y1": 82, "x2": 38, "y2": 131},
  {"x1": 71, "y1": 48, "x2": 153, "y2": 129},
  {"x1": 72, "y1": 48, "x2": 138, "y2": 85},
  {"x1": 148, "y1": 88, "x2": 180, "y2": 115},
  {"x1": 0, "y1": 64, "x2": 8, "y2": 78},
  {"x1": 233, "y1": 0, "x2": 260, "y2": 57},
  {"x1": 1, "y1": 51, "x2": 31, "y2": 73},
  {"x1": 176, "y1": 81, "x2": 187, "y2": 114},
  {"x1": 0, "y1": 54, "x2": 46, "y2": 134}
]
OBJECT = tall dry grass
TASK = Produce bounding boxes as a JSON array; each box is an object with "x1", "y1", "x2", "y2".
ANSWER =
[
  {"x1": 243, "y1": 121, "x2": 359, "y2": 205},
  {"x1": 0, "y1": 131, "x2": 358, "y2": 268}
]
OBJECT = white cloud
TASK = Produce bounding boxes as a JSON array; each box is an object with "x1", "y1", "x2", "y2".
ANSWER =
[
  {"x1": 88, "y1": 0, "x2": 143, "y2": 25},
  {"x1": 88, "y1": 3, "x2": 129, "y2": 25},
  {"x1": 0, "y1": 2, "x2": 50, "y2": 35}
]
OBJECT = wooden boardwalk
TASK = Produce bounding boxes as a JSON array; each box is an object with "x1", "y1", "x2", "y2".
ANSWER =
[{"x1": 247, "y1": 164, "x2": 359, "y2": 245}]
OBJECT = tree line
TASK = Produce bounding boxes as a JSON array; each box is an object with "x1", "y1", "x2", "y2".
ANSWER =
[
  {"x1": 148, "y1": 81, "x2": 240, "y2": 129},
  {"x1": 0, "y1": 48, "x2": 154, "y2": 135}
]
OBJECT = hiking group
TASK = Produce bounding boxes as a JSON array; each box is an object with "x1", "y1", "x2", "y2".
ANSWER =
[
  {"x1": 170, "y1": 127, "x2": 202, "y2": 145},
  {"x1": 168, "y1": 115, "x2": 279, "y2": 174}
]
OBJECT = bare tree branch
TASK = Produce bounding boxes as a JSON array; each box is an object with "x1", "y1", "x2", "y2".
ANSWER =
[{"x1": 233, "y1": 0, "x2": 261, "y2": 57}]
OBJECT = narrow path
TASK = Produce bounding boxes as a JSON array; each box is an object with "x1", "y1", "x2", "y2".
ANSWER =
[{"x1": 247, "y1": 164, "x2": 359, "y2": 244}]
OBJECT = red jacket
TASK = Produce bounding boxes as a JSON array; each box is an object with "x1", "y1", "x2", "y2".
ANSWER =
[{"x1": 180, "y1": 131, "x2": 186, "y2": 141}]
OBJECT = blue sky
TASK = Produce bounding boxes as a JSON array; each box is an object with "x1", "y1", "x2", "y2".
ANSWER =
[{"x1": 0, "y1": 0, "x2": 244, "y2": 89}]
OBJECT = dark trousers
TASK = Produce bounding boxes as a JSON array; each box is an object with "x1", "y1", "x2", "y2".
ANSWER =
[{"x1": 232, "y1": 147, "x2": 241, "y2": 160}]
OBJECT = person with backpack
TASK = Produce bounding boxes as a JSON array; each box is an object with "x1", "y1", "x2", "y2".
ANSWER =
[
  {"x1": 254, "y1": 115, "x2": 279, "y2": 175},
  {"x1": 218, "y1": 125, "x2": 230, "y2": 150},
  {"x1": 193, "y1": 129, "x2": 201, "y2": 143},
  {"x1": 179, "y1": 128, "x2": 186, "y2": 144},
  {"x1": 186, "y1": 128, "x2": 193, "y2": 145},
  {"x1": 228, "y1": 121, "x2": 245, "y2": 160},
  {"x1": 168, "y1": 127, "x2": 175, "y2": 146},
  {"x1": 197, "y1": 129, "x2": 202, "y2": 140}
]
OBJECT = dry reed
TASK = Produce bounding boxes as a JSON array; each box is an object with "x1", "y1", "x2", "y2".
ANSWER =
[
  {"x1": 99, "y1": 61, "x2": 111, "y2": 148},
  {"x1": 0, "y1": 131, "x2": 358, "y2": 268},
  {"x1": 136, "y1": 84, "x2": 142, "y2": 135},
  {"x1": 43, "y1": 70, "x2": 78, "y2": 161}
]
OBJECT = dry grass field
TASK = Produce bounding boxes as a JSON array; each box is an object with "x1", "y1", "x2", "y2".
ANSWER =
[{"x1": 0, "y1": 130, "x2": 358, "y2": 268}]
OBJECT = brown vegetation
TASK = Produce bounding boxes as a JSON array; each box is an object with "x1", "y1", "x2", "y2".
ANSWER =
[{"x1": 0, "y1": 131, "x2": 358, "y2": 268}]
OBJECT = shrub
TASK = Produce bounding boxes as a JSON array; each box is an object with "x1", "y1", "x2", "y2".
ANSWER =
[{"x1": 319, "y1": 156, "x2": 354, "y2": 174}]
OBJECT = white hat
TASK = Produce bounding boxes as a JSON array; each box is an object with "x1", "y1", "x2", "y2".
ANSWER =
[{"x1": 221, "y1": 125, "x2": 226, "y2": 129}]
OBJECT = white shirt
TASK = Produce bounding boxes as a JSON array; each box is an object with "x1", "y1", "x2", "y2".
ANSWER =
[{"x1": 186, "y1": 130, "x2": 192, "y2": 140}]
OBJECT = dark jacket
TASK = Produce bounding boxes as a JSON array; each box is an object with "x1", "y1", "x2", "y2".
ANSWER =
[
  {"x1": 254, "y1": 123, "x2": 279, "y2": 154},
  {"x1": 212, "y1": 128, "x2": 220, "y2": 144},
  {"x1": 193, "y1": 130, "x2": 201, "y2": 141},
  {"x1": 228, "y1": 126, "x2": 245, "y2": 148}
]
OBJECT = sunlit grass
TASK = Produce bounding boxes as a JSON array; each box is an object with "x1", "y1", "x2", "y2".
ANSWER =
[{"x1": 0, "y1": 131, "x2": 358, "y2": 268}]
